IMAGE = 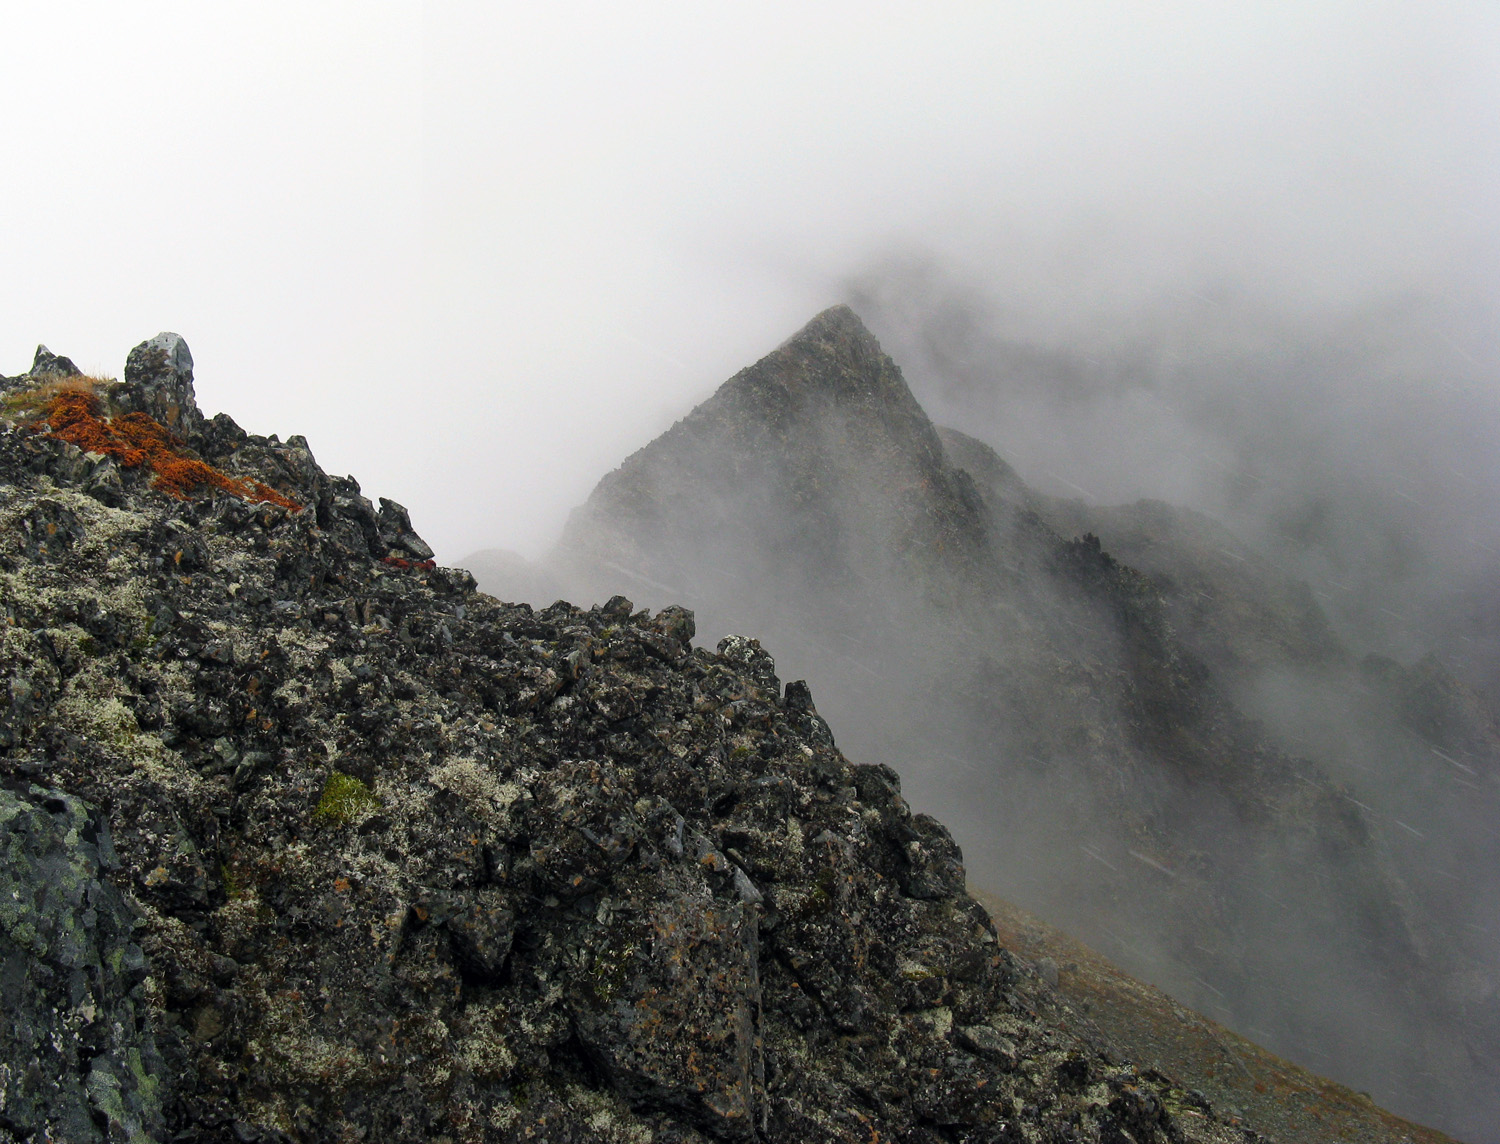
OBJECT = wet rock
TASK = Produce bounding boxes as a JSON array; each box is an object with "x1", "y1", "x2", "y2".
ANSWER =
[
  {"x1": 900, "y1": 813, "x2": 968, "y2": 899},
  {"x1": 378, "y1": 496, "x2": 435, "y2": 560},
  {"x1": 653, "y1": 604, "x2": 696, "y2": 645},
  {"x1": 443, "y1": 888, "x2": 516, "y2": 984},
  {"x1": 717, "y1": 634, "x2": 779, "y2": 698},
  {"x1": 783, "y1": 678, "x2": 814, "y2": 712},
  {"x1": 1036, "y1": 954, "x2": 1060, "y2": 987},
  {"x1": 569, "y1": 886, "x2": 763, "y2": 1139},
  {"x1": 600, "y1": 593, "x2": 634, "y2": 619},
  {"x1": 956, "y1": 1023, "x2": 1019, "y2": 1069}
]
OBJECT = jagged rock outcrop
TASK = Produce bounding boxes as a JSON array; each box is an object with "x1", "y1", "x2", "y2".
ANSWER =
[
  {"x1": 0, "y1": 344, "x2": 1276, "y2": 1141},
  {"x1": 118, "y1": 332, "x2": 202, "y2": 437},
  {"x1": 937, "y1": 428, "x2": 1348, "y2": 683},
  {"x1": 28, "y1": 344, "x2": 81, "y2": 379}
]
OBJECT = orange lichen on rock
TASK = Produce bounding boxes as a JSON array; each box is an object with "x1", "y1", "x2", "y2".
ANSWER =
[
  {"x1": 381, "y1": 555, "x2": 436, "y2": 572},
  {"x1": 40, "y1": 389, "x2": 300, "y2": 510}
]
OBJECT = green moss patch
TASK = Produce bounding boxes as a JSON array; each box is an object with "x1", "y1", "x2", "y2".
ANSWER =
[{"x1": 312, "y1": 772, "x2": 379, "y2": 827}]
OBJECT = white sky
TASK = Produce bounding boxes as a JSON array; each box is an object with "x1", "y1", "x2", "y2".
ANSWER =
[{"x1": 3, "y1": 2, "x2": 1496, "y2": 560}]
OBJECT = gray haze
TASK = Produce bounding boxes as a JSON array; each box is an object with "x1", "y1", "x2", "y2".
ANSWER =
[
  {"x1": 848, "y1": 261, "x2": 1500, "y2": 690},
  {"x1": 7, "y1": 3, "x2": 1500, "y2": 1137},
  {"x1": 5, "y1": 5, "x2": 1497, "y2": 560}
]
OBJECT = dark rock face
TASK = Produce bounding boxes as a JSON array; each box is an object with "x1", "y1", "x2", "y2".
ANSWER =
[
  {"x1": 942, "y1": 425, "x2": 1347, "y2": 687},
  {"x1": 0, "y1": 349, "x2": 1265, "y2": 1141},
  {"x1": 0, "y1": 784, "x2": 163, "y2": 1143}
]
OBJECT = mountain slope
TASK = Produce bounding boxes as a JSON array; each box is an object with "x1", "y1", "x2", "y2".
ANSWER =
[
  {"x1": 971, "y1": 889, "x2": 1459, "y2": 1144},
  {"x1": 539, "y1": 307, "x2": 1498, "y2": 1138},
  {"x1": 947, "y1": 425, "x2": 1500, "y2": 1138}
]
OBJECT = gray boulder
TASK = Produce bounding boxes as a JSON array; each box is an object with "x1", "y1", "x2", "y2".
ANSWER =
[
  {"x1": 120, "y1": 331, "x2": 201, "y2": 436},
  {"x1": 27, "y1": 344, "x2": 81, "y2": 378}
]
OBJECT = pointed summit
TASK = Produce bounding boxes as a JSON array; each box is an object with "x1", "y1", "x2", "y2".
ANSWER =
[
  {"x1": 768, "y1": 302, "x2": 898, "y2": 384},
  {"x1": 722, "y1": 303, "x2": 936, "y2": 434},
  {"x1": 783, "y1": 301, "x2": 864, "y2": 336},
  {"x1": 554, "y1": 307, "x2": 991, "y2": 612}
]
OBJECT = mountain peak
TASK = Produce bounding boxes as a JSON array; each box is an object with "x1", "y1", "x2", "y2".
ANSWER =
[
  {"x1": 555, "y1": 307, "x2": 992, "y2": 608},
  {"x1": 737, "y1": 303, "x2": 918, "y2": 413},
  {"x1": 775, "y1": 302, "x2": 868, "y2": 347}
]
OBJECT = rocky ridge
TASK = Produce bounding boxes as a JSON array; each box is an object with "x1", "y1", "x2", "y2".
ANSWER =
[{"x1": 0, "y1": 339, "x2": 1274, "y2": 1141}]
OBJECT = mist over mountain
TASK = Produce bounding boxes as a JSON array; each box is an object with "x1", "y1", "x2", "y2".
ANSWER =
[
  {"x1": 5, "y1": 316, "x2": 1488, "y2": 1140},
  {"x1": 485, "y1": 306, "x2": 1500, "y2": 1140},
  {"x1": 8, "y1": 6, "x2": 1500, "y2": 1141},
  {"x1": 846, "y1": 260, "x2": 1500, "y2": 695}
]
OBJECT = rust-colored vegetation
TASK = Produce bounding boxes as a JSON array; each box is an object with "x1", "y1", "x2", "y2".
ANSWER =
[
  {"x1": 35, "y1": 385, "x2": 300, "y2": 510},
  {"x1": 381, "y1": 555, "x2": 436, "y2": 572}
]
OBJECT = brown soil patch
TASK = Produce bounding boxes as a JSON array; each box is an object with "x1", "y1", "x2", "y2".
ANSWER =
[{"x1": 971, "y1": 887, "x2": 1460, "y2": 1144}]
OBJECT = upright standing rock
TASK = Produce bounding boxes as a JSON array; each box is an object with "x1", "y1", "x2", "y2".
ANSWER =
[
  {"x1": 120, "y1": 332, "x2": 201, "y2": 436},
  {"x1": 27, "y1": 345, "x2": 81, "y2": 377}
]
